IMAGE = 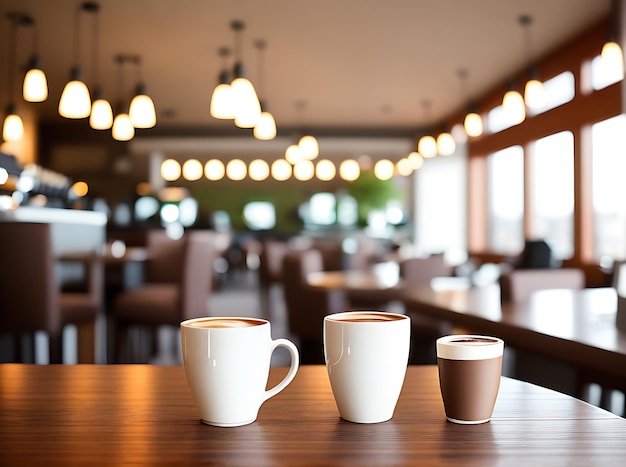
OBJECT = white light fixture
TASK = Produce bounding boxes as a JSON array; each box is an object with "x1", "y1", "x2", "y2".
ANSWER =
[
  {"x1": 315, "y1": 159, "x2": 336, "y2": 181},
  {"x1": 230, "y1": 20, "x2": 261, "y2": 128},
  {"x1": 204, "y1": 159, "x2": 225, "y2": 181},
  {"x1": 418, "y1": 135, "x2": 437, "y2": 158},
  {"x1": 374, "y1": 159, "x2": 394, "y2": 181},
  {"x1": 285, "y1": 144, "x2": 303, "y2": 165},
  {"x1": 271, "y1": 159, "x2": 292, "y2": 181},
  {"x1": 129, "y1": 56, "x2": 157, "y2": 128},
  {"x1": 519, "y1": 15, "x2": 544, "y2": 110},
  {"x1": 21, "y1": 15, "x2": 48, "y2": 102},
  {"x1": 160, "y1": 159, "x2": 181, "y2": 181},
  {"x1": 464, "y1": 112, "x2": 483, "y2": 137},
  {"x1": 339, "y1": 159, "x2": 360, "y2": 181},
  {"x1": 87, "y1": 3, "x2": 112, "y2": 130},
  {"x1": 182, "y1": 159, "x2": 203, "y2": 181},
  {"x1": 3, "y1": 15, "x2": 24, "y2": 141},
  {"x1": 253, "y1": 39, "x2": 277, "y2": 140},
  {"x1": 249, "y1": 159, "x2": 270, "y2": 181},
  {"x1": 293, "y1": 160, "x2": 314, "y2": 181},
  {"x1": 59, "y1": 3, "x2": 93, "y2": 119},
  {"x1": 436, "y1": 130, "x2": 456, "y2": 156},
  {"x1": 3, "y1": 106, "x2": 24, "y2": 142},
  {"x1": 408, "y1": 152, "x2": 424, "y2": 170},
  {"x1": 396, "y1": 158, "x2": 413, "y2": 176},
  {"x1": 226, "y1": 159, "x2": 247, "y2": 180},
  {"x1": 457, "y1": 68, "x2": 483, "y2": 137},
  {"x1": 210, "y1": 47, "x2": 236, "y2": 119},
  {"x1": 299, "y1": 135, "x2": 319, "y2": 160},
  {"x1": 602, "y1": 1, "x2": 625, "y2": 80},
  {"x1": 502, "y1": 83, "x2": 526, "y2": 124},
  {"x1": 111, "y1": 55, "x2": 134, "y2": 141}
]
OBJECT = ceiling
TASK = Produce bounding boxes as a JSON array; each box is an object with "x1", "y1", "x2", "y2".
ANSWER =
[{"x1": 0, "y1": 0, "x2": 613, "y2": 140}]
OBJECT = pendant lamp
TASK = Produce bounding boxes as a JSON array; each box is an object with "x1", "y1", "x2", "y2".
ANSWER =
[
  {"x1": 519, "y1": 15, "x2": 543, "y2": 110},
  {"x1": 417, "y1": 100, "x2": 437, "y2": 158},
  {"x1": 111, "y1": 55, "x2": 134, "y2": 141},
  {"x1": 230, "y1": 20, "x2": 261, "y2": 128},
  {"x1": 210, "y1": 47, "x2": 236, "y2": 119},
  {"x1": 129, "y1": 56, "x2": 157, "y2": 128},
  {"x1": 457, "y1": 68, "x2": 483, "y2": 137},
  {"x1": 3, "y1": 13, "x2": 26, "y2": 142},
  {"x1": 59, "y1": 2, "x2": 93, "y2": 119},
  {"x1": 21, "y1": 15, "x2": 48, "y2": 103},
  {"x1": 253, "y1": 40, "x2": 277, "y2": 140},
  {"x1": 87, "y1": 2, "x2": 113, "y2": 130}
]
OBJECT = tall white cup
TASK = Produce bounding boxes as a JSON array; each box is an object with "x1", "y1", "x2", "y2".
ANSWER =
[
  {"x1": 324, "y1": 311, "x2": 411, "y2": 423},
  {"x1": 181, "y1": 316, "x2": 299, "y2": 427}
]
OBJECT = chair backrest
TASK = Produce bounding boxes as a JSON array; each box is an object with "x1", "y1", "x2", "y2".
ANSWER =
[
  {"x1": 180, "y1": 231, "x2": 216, "y2": 321},
  {"x1": 145, "y1": 230, "x2": 186, "y2": 284},
  {"x1": 518, "y1": 239, "x2": 555, "y2": 269},
  {"x1": 0, "y1": 222, "x2": 60, "y2": 335},
  {"x1": 499, "y1": 268, "x2": 585, "y2": 303},
  {"x1": 400, "y1": 255, "x2": 453, "y2": 290},
  {"x1": 281, "y1": 249, "x2": 344, "y2": 340},
  {"x1": 258, "y1": 239, "x2": 289, "y2": 285}
]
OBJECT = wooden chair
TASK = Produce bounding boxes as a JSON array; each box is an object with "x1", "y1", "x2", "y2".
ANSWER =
[
  {"x1": 281, "y1": 248, "x2": 346, "y2": 364},
  {"x1": 499, "y1": 268, "x2": 585, "y2": 303},
  {"x1": 0, "y1": 222, "x2": 101, "y2": 363},
  {"x1": 258, "y1": 238, "x2": 289, "y2": 319},
  {"x1": 111, "y1": 229, "x2": 215, "y2": 363}
]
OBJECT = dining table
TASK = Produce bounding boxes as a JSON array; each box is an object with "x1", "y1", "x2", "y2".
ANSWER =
[
  {"x1": 1, "y1": 364, "x2": 625, "y2": 465},
  {"x1": 402, "y1": 282, "x2": 626, "y2": 396}
]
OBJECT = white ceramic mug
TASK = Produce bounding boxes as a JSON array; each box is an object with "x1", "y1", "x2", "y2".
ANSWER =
[
  {"x1": 323, "y1": 311, "x2": 411, "y2": 423},
  {"x1": 181, "y1": 316, "x2": 299, "y2": 427}
]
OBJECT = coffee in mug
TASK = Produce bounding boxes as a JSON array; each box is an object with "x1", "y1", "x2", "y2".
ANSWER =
[
  {"x1": 436, "y1": 335, "x2": 504, "y2": 424},
  {"x1": 324, "y1": 311, "x2": 411, "y2": 423},
  {"x1": 181, "y1": 316, "x2": 299, "y2": 427}
]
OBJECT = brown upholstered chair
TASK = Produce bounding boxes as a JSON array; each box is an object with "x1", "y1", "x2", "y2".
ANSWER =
[
  {"x1": 0, "y1": 222, "x2": 101, "y2": 363},
  {"x1": 281, "y1": 248, "x2": 346, "y2": 364},
  {"x1": 112, "y1": 229, "x2": 215, "y2": 363},
  {"x1": 399, "y1": 255, "x2": 454, "y2": 364},
  {"x1": 258, "y1": 238, "x2": 289, "y2": 319},
  {"x1": 499, "y1": 268, "x2": 585, "y2": 303}
]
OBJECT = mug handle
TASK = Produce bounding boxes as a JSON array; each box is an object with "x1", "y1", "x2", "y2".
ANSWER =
[{"x1": 262, "y1": 338, "x2": 300, "y2": 402}]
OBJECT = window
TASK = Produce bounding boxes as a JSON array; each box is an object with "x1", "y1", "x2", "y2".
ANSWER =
[
  {"x1": 488, "y1": 146, "x2": 524, "y2": 255},
  {"x1": 590, "y1": 54, "x2": 624, "y2": 91},
  {"x1": 303, "y1": 193, "x2": 336, "y2": 226},
  {"x1": 243, "y1": 201, "x2": 276, "y2": 230},
  {"x1": 591, "y1": 115, "x2": 626, "y2": 260},
  {"x1": 529, "y1": 132, "x2": 574, "y2": 259},
  {"x1": 414, "y1": 148, "x2": 467, "y2": 259},
  {"x1": 528, "y1": 71, "x2": 575, "y2": 116}
]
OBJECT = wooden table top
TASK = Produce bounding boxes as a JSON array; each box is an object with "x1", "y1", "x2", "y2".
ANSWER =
[
  {"x1": 403, "y1": 284, "x2": 626, "y2": 386},
  {"x1": 1, "y1": 364, "x2": 625, "y2": 465}
]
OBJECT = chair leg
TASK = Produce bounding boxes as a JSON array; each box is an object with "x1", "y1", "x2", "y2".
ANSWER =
[
  {"x1": 76, "y1": 320, "x2": 96, "y2": 364},
  {"x1": 49, "y1": 333, "x2": 63, "y2": 364}
]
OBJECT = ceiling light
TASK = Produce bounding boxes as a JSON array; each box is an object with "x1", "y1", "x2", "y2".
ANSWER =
[
  {"x1": 299, "y1": 135, "x2": 319, "y2": 160},
  {"x1": 519, "y1": 15, "x2": 544, "y2": 110},
  {"x1": 315, "y1": 159, "x2": 336, "y2": 181},
  {"x1": 129, "y1": 56, "x2": 157, "y2": 128},
  {"x1": 285, "y1": 144, "x2": 303, "y2": 165},
  {"x1": 418, "y1": 135, "x2": 437, "y2": 158},
  {"x1": 396, "y1": 158, "x2": 413, "y2": 176},
  {"x1": 253, "y1": 39, "x2": 277, "y2": 140},
  {"x1": 457, "y1": 68, "x2": 483, "y2": 137},
  {"x1": 210, "y1": 47, "x2": 236, "y2": 119},
  {"x1": 182, "y1": 159, "x2": 203, "y2": 181},
  {"x1": 339, "y1": 159, "x2": 360, "y2": 181},
  {"x1": 21, "y1": 15, "x2": 48, "y2": 102},
  {"x1": 436, "y1": 130, "x2": 456, "y2": 156},
  {"x1": 87, "y1": 3, "x2": 112, "y2": 130},
  {"x1": 161, "y1": 159, "x2": 181, "y2": 181},
  {"x1": 602, "y1": 1, "x2": 624, "y2": 80},
  {"x1": 111, "y1": 55, "x2": 134, "y2": 141},
  {"x1": 408, "y1": 152, "x2": 424, "y2": 170},
  {"x1": 226, "y1": 159, "x2": 247, "y2": 181},
  {"x1": 502, "y1": 82, "x2": 526, "y2": 124},
  {"x1": 230, "y1": 20, "x2": 261, "y2": 128},
  {"x1": 374, "y1": 159, "x2": 394, "y2": 181},
  {"x1": 3, "y1": 15, "x2": 24, "y2": 141},
  {"x1": 293, "y1": 160, "x2": 314, "y2": 181},
  {"x1": 205, "y1": 159, "x2": 225, "y2": 181},
  {"x1": 59, "y1": 2, "x2": 94, "y2": 119},
  {"x1": 271, "y1": 159, "x2": 292, "y2": 181},
  {"x1": 249, "y1": 159, "x2": 270, "y2": 181}
]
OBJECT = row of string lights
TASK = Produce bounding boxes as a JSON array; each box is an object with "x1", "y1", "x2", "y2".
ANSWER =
[{"x1": 2, "y1": 2, "x2": 157, "y2": 144}]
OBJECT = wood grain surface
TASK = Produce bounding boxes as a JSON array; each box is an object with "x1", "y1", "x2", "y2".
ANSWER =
[{"x1": 1, "y1": 364, "x2": 624, "y2": 466}]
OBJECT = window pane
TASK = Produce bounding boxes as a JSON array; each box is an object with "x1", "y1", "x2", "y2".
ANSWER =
[
  {"x1": 529, "y1": 131, "x2": 574, "y2": 259},
  {"x1": 488, "y1": 146, "x2": 524, "y2": 254},
  {"x1": 592, "y1": 114, "x2": 626, "y2": 260},
  {"x1": 590, "y1": 54, "x2": 624, "y2": 91},
  {"x1": 243, "y1": 201, "x2": 276, "y2": 230},
  {"x1": 414, "y1": 149, "x2": 467, "y2": 259},
  {"x1": 529, "y1": 71, "x2": 575, "y2": 116}
]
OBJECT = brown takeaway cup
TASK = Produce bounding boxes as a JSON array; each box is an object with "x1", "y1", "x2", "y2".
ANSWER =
[{"x1": 436, "y1": 335, "x2": 504, "y2": 424}]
